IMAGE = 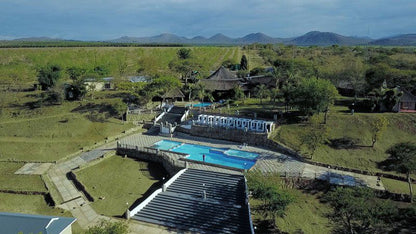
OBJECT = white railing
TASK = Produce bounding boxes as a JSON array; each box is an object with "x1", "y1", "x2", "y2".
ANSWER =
[
  {"x1": 129, "y1": 188, "x2": 162, "y2": 217},
  {"x1": 180, "y1": 109, "x2": 190, "y2": 123},
  {"x1": 129, "y1": 168, "x2": 187, "y2": 217},
  {"x1": 154, "y1": 112, "x2": 166, "y2": 123}
]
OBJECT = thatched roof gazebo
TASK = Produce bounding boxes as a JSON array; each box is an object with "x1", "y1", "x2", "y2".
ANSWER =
[{"x1": 160, "y1": 87, "x2": 185, "y2": 102}]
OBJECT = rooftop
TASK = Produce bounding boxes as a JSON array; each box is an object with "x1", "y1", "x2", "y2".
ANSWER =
[{"x1": 0, "y1": 212, "x2": 76, "y2": 234}]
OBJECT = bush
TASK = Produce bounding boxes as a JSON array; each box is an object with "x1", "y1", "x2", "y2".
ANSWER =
[{"x1": 85, "y1": 219, "x2": 128, "y2": 234}]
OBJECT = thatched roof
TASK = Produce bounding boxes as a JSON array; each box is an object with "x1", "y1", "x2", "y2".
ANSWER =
[
  {"x1": 161, "y1": 87, "x2": 185, "y2": 99},
  {"x1": 201, "y1": 67, "x2": 242, "y2": 91},
  {"x1": 242, "y1": 75, "x2": 276, "y2": 90}
]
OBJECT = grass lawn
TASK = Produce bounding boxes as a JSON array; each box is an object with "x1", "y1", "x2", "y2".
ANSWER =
[
  {"x1": 0, "y1": 192, "x2": 67, "y2": 216},
  {"x1": 0, "y1": 91, "x2": 135, "y2": 162},
  {"x1": 274, "y1": 190, "x2": 333, "y2": 234},
  {"x1": 273, "y1": 104, "x2": 416, "y2": 173},
  {"x1": 75, "y1": 155, "x2": 166, "y2": 217},
  {"x1": 248, "y1": 172, "x2": 333, "y2": 234},
  {"x1": 382, "y1": 178, "x2": 415, "y2": 195},
  {"x1": 0, "y1": 162, "x2": 47, "y2": 192},
  {"x1": 251, "y1": 190, "x2": 333, "y2": 234}
]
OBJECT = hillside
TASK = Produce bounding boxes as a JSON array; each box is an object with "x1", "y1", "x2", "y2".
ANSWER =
[
  {"x1": 288, "y1": 31, "x2": 371, "y2": 46},
  {"x1": 5, "y1": 31, "x2": 416, "y2": 46},
  {"x1": 370, "y1": 34, "x2": 416, "y2": 46}
]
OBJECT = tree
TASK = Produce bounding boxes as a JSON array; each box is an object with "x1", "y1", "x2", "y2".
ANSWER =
[
  {"x1": 37, "y1": 64, "x2": 62, "y2": 90},
  {"x1": 369, "y1": 116, "x2": 388, "y2": 147},
  {"x1": 292, "y1": 78, "x2": 338, "y2": 118},
  {"x1": 65, "y1": 66, "x2": 88, "y2": 100},
  {"x1": 385, "y1": 142, "x2": 416, "y2": 203},
  {"x1": 256, "y1": 186, "x2": 293, "y2": 228},
  {"x1": 240, "y1": 55, "x2": 248, "y2": 70},
  {"x1": 85, "y1": 219, "x2": 128, "y2": 234},
  {"x1": 247, "y1": 172, "x2": 294, "y2": 229},
  {"x1": 254, "y1": 84, "x2": 269, "y2": 105},
  {"x1": 66, "y1": 67, "x2": 86, "y2": 80},
  {"x1": 192, "y1": 83, "x2": 212, "y2": 103},
  {"x1": 232, "y1": 85, "x2": 245, "y2": 102},
  {"x1": 169, "y1": 59, "x2": 201, "y2": 85},
  {"x1": 269, "y1": 88, "x2": 280, "y2": 107},
  {"x1": 336, "y1": 56, "x2": 366, "y2": 96},
  {"x1": 324, "y1": 186, "x2": 397, "y2": 234},
  {"x1": 177, "y1": 48, "x2": 192, "y2": 59},
  {"x1": 300, "y1": 115, "x2": 329, "y2": 158}
]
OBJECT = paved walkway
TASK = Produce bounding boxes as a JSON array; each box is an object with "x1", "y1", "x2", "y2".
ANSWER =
[
  {"x1": 48, "y1": 146, "x2": 112, "y2": 229},
  {"x1": 47, "y1": 137, "x2": 170, "y2": 233},
  {"x1": 14, "y1": 163, "x2": 53, "y2": 175}
]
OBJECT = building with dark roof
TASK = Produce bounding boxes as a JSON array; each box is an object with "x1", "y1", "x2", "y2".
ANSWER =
[{"x1": 0, "y1": 212, "x2": 76, "y2": 234}]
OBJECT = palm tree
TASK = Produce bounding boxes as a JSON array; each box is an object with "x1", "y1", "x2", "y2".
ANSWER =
[
  {"x1": 255, "y1": 84, "x2": 269, "y2": 105},
  {"x1": 269, "y1": 88, "x2": 280, "y2": 107}
]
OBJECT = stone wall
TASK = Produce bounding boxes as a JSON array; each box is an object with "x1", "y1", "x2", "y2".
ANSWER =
[{"x1": 116, "y1": 146, "x2": 186, "y2": 176}]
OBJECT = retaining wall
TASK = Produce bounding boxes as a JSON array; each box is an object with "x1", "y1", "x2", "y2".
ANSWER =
[{"x1": 116, "y1": 144, "x2": 186, "y2": 176}]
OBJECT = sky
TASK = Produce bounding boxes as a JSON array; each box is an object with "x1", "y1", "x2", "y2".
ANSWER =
[{"x1": 0, "y1": 0, "x2": 415, "y2": 40}]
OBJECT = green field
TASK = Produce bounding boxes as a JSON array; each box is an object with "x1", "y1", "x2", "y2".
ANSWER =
[
  {"x1": 382, "y1": 178, "x2": 415, "y2": 195},
  {"x1": 0, "y1": 90, "x2": 134, "y2": 162},
  {"x1": 0, "y1": 47, "x2": 241, "y2": 84},
  {"x1": 75, "y1": 155, "x2": 165, "y2": 217},
  {"x1": 0, "y1": 162, "x2": 47, "y2": 192},
  {"x1": 274, "y1": 190, "x2": 333, "y2": 234}
]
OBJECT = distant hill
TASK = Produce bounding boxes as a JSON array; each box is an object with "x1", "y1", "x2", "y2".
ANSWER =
[
  {"x1": 370, "y1": 34, "x2": 416, "y2": 46},
  {"x1": 111, "y1": 33, "x2": 188, "y2": 44},
  {"x1": 288, "y1": 31, "x2": 371, "y2": 46},
  {"x1": 236, "y1": 32, "x2": 283, "y2": 44},
  {"x1": 12, "y1": 37, "x2": 66, "y2": 42},
  {"x1": 108, "y1": 31, "x2": 370, "y2": 46},
  {"x1": 7, "y1": 31, "x2": 416, "y2": 46}
]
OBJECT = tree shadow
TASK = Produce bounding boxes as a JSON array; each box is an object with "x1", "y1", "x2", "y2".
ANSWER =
[{"x1": 125, "y1": 161, "x2": 168, "y2": 213}]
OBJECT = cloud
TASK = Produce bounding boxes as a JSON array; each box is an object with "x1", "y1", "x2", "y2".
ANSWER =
[{"x1": 0, "y1": 0, "x2": 415, "y2": 40}]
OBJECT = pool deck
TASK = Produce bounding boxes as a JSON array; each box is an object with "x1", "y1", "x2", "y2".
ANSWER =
[{"x1": 119, "y1": 132, "x2": 385, "y2": 190}]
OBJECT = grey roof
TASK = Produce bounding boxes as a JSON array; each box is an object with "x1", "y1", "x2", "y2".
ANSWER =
[
  {"x1": 0, "y1": 212, "x2": 76, "y2": 234},
  {"x1": 133, "y1": 169, "x2": 253, "y2": 233},
  {"x1": 129, "y1": 76, "x2": 148, "y2": 83}
]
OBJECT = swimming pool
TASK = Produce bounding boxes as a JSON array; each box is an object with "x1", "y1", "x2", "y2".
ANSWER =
[
  {"x1": 187, "y1": 102, "x2": 212, "y2": 108},
  {"x1": 152, "y1": 140, "x2": 182, "y2": 150},
  {"x1": 151, "y1": 140, "x2": 259, "y2": 170}
]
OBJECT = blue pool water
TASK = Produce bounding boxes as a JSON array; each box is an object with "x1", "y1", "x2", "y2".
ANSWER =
[
  {"x1": 152, "y1": 140, "x2": 259, "y2": 170},
  {"x1": 152, "y1": 140, "x2": 182, "y2": 150},
  {"x1": 187, "y1": 102, "x2": 212, "y2": 108}
]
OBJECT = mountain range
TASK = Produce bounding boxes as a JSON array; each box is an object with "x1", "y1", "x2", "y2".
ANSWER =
[{"x1": 7, "y1": 31, "x2": 416, "y2": 46}]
